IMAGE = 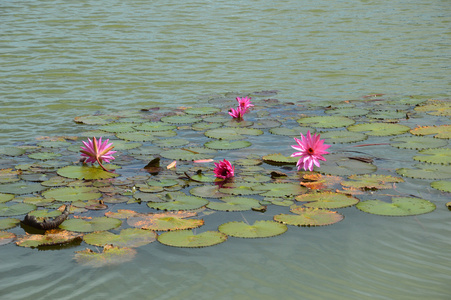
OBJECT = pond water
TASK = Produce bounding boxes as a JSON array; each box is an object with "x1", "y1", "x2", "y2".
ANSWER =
[{"x1": 1, "y1": 0, "x2": 450, "y2": 299}]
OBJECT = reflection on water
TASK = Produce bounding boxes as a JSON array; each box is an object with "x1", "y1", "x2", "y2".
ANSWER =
[{"x1": 0, "y1": 0, "x2": 450, "y2": 299}]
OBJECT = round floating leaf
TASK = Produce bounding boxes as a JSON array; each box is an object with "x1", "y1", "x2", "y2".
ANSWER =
[
  {"x1": 207, "y1": 196, "x2": 260, "y2": 211},
  {"x1": 262, "y1": 153, "x2": 298, "y2": 165},
  {"x1": 413, "y1": 148, "x2": 451, "y2": 165},
  {"x1": 431, "y1": 180, "x2": 451, "y2": 193},
  {"x1": 41, "y1": 176, "x2": 74, "y2": 187},
  {"x1": 0, "y1": 193, "x2": 14, "y2": 203},
  {"x1": 74, "y1": 245, "x2": 136, "y2": 268},
  {"x1": 325, "y1": 108, "x2": 369, "y2": 117},
  {"x1": 297, "y1": 116, "x2": 355, "y2": 128},
  {"x1": 204, "y1": 140, "x2": 252, "y2": 150},
  {"x1": 341, "y1": 174, "x2": 404, "y2": 190},
  {"x1": 83, "y1": 228, "x2": 157, "y2": 248},
  {"x1": 390, "y1": 136, "x2": 448, "y2": 150},
  {"x1": 252, "y1": 119, "x2": 282, "y2": 128},
  {"x1": 161, "y1": 115, "x2": 200, "y2": 124},
  {"x1": 147, "y1": 179, "x2": 179, "y2": 187},
  {"x1": 410, "y1": 125, "x2": 451, "y2": 139},
  {"x1": 269, "y1": 126, "x2": 313, "y2": 137},
  {"x1": 0, "y1": 218, "x2": 20, "y2": 230},
  {"x1": 154, "y1": 138, "x2": 190, "y2": 148},
  {"x1": 251, "y1": 183, "x2": 307, "y2": 197},
  {"x1": 218, "y1": 220, "x2": 287, "y2": 238},
  {"x1": 319, "y1": 130, "x2": 368, "y2": 144},
  {"x1": 0, "y1": 231, "x2": 16, "y2": 246},
  {"x1": 192, "y1": 122, "x2": 222, "y2": 131},
  {"x1": 28, "y1": 152, "x2": 62, "y2": 160},
  {"x1": 318, "y1": 154, "x2": 377, "y2": 176},
  {"x1": 100, "y1": 122, "x2": 136, "y2": 133},
  {"x1": 28, "y1": 209, "x2": 62, "y2": 219},
  {"x1": 105, "y1": 209, "x2": 140, "y2": 219},
  {"x1": 396, "y1": 163, "x2": 451, "y2": 179},
  {"x1": 223, "y1": 120, "x2": 253, "y2": 127},
  {"x1": 109, "y1": 140, "x2": 141, "y2": 150},
  {"x1": 189, "y1": 186, "x2": 228, "y2": 198},
  {"x1": 116, "y1": 131, "x2": 158, "y2": 142},
  {"x1": 234, "y1": 158, "x2": 262, "y2": 166},
  {"x1": 38, "y1": 140, "x2": 71, "y2": 148},
  {"x1": 367, "y1": 110, "x2": 406, "y2": 120},
  {"x1": 414, "y1": 100, "x2": 451, "y2": 116},
  {"x1": 295, "y1": 192, "x2": 359, "y2": 209},
  {"x1": 203, "y1": 115, "x2": 230, "y2": 123},
  {"x1": 157, "y1": 230, "x2": 227, "y2": 248},
  {"x1": 133, "y1": 122, "x2": 177, "y2": 132},
  {"x1": 60, "y1": 217, "x2": 122, "y2": 233},
  {"x1": 16, "y1": 229, "x2": 82, "y2": 248},
  {"x1": 356, "y1": 197, "x2": 436, "y2": 216},
  {"x1": 74, "y1": 115, "x2": 109, "y2": 125},
  {"x1": 127, "y1": 211, "x2": 203, "y2": 231},
  {"x1": 184, "y1": 107, "x2": 221, "y2": 115},
  {"x1": 42, "y1": 187, "x2": 101, "y2": 202},
  {"x1": 205, "y1": 128, "x2": 245, "y2": 140},
  {"x1": 347, "y1": 123, "x2": 410, "y2": 136},
  {"x1": 57, "y1": 166, "x2": 119, "y2": 180},
  {"x1": 274, "y1": 208, "x2": 343, "y2": 226},
  {"x1": 0, "y1": 147, "x2": 26, "y2": 157},
  {"x1": 0, "y1": 182, "x2": 47, "y2": 195},
  {"x1": 219, "y1": 182, "x2": 263, "y2": 196},
  {"x1": 160, "y1": 147, "x2": 216, "y2": 161},
  {"x1": 147, "y1": 195, "x2": 209, "y2": 211}
]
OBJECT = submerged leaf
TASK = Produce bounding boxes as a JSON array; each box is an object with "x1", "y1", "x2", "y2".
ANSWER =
[{"x1": 74, "y1": 245, "x2": 136, "y2": 268}]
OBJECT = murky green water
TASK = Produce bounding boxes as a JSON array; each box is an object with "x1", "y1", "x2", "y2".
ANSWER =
[{"x1": 1, "y1": 0, "x2": 450, "y2": 299}]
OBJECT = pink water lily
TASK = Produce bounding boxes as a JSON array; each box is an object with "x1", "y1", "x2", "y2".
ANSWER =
[
  {"x1": 228, "y1": 106, "x2": 245, "y2": 120},
  {"x1": 236, "y1": 96, "x2": 254, "y2": 114},
  {"x1": 213, "y1": 159, "x2": 235, "y2": 179},
  {"x1": 80, "y1": 137, "x2": 116, "y2": 171},
  {"x1": 291, "y1": 131, "x2": 330, "y2": 171}
]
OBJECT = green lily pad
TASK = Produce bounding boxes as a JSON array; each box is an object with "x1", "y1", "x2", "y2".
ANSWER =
[
  {"x1": 42, "y1": 187, "x2": 101, "y2": 202},
  {"x1": 274, "y1": 208, "x2": 344, "y2": 226},
  {"x1": 74, "y1": 245, "x2": 136, "y2": 268},
  {"x1": 297, "y1": 116, "x2": 355, "y2": 128},
  {"x1": 57, "y1": 166, "x2": 119, "y2": 180},
  {"x1": 390, "y1": 136, "x2": 448, "y2": 150},
  {"x1": 184, "y1": 107, "x2": 221, "y2": 115},
  {"x1": 318, "y1": 154, "x2": 377, "y2": 176},
  {"x1": 0, "y1": 218, "x2": 20, "y2": 230},
  {"x1": 207, "y1": 196, "x2": 260, "y2": 211},
  {"x1": 28, "y1": 152, "x2": 62, "y2": 160},
  {"x1": 0, "y1": 231, "x2": 16, "y2": 246},
  {"x1": 160, "y1": 147, "x2": 216, "y2": 161},
  {"x1": 223, "y1": 120, "x2": 254, "y2": 127},
  {"x1": 161, "y1": 115, "x2": 200, "y2": 124},
  {"x1": 28, "y1": 209, "x2": 62, "y2": 219},
  {"x1": 295, "y1": 192, "x2": 359, "y2": 209},
  {"x1": 133, "y1": 122, "x2": 177, "y2": 132},
  {"x1": 341, "y1": 174, "x2": 404, "y2": 190},
  {"x1": 83, "y1": 228, "x2": 157, "y2": 248},
  {"x1": 16, "y1": 229, "x2": 82, "y2": 248},
  {"x1": 410, "y1": 125, "x2": 451, "y2": 139},
  {"x1": 189, "y1": 186, "x2": 228, "y2": 198},
  {"x1": 234, "y1": 158, "x2": 262, "y2": 166},
  {"x1": 325, "y1": 108, "x2": 369, "y2": 117},
  {"x1": 38, "y1": 140, "x2": 72, "y2": 148},
  {"x1": 396, "y1": 163, "x2": 451, "y2": 179},
  {"x1": 204, "y1": 140, "x2": 252, "y2": 150},
  {"x1": 0, "y1": 147, "x2": 26, "y2": 157},
  {"x1": 147, "y1": 195, "x2": 209, "y2": 211},
  {"x1": 414, "y1": 100, "x2": 451, "y2": 116},
  {"x1": 60, "y1": 217, "x2": 122, "y2": 233},
  {"x1": 109, "y1": 140, "x2": 141, "y2": 150},
  {"x1": 413, "y1": 148, "x2": 451, "y2": 165},
  {"x1": 219, "y1": 182, "x2": 263, "y2": 196},
  {"x1": 367, "y1": 110, "x2": 406, "y2": 120},
  {"x1": 347, "y1": 123, "x2": 410, "y2": 136},
  {"x1": 205, "y1": 128, "x2": 246, "y2": 140},
  {"x1": 252, "y1": 119, "x2": 282, "y2": 129},
  {"x1": 269, "y1": 126, "x2": 313, "y2": 136},
  {"x1": 0, "y1": 193, "x2": 14, "y2": 203},
  {"x1": 127, "y1": 211, "x2": 204, "y2": 231},
  {"x1": 0, "y1": 182, "x2": 47, "y2": 195},
  {"x1": 100, "y1": 122, "x2": 136, "y2": 133},
  {"x1": 157, "y1": 230, "x2": 227, "y2": 248},
  {"x1": 154, "y1": 138, "x2": 190, "y2": 148},
  {"x1": 192, "y1": 122, "x2": 222, "y2": 131},
  {"x1": 116, "y1": 131, "x2": 159, "y2": 142},
  {"x1": 430, "y1": 180, "x2": 451, "y2": 193},
  {"x1": 262, "y1": 153, "x2": 298, "y2": 165},
  {"x1": 356, "y1": 197, "x2": 436, "y2": 216},
  {"x1": 251, "y1": 183, "x2": 306, "y2": 197},
  {"x1": 319, "y1": 130, "x2": 368, "y2": 144},
  {"x1": 41, "y1": 176, "x2": 74, "y2": 187},
  {"x1": 218, "y1": 220, "x2": 287, "y2": 238}
]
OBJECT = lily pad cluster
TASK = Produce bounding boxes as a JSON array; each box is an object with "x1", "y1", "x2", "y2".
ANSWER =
[{"x1": 0, "y1": 93, "x2": 448, "y2": 267}]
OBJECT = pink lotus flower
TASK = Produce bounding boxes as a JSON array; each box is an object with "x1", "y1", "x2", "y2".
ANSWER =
[
  {"x1": 291, "y1": 131, "x2": 330, "y2": 171},
  {"x1": 228, "y1": 106, "x2": 245, "y2": 120},
  {"x1": 213, "y1": 159, "x2": 235, "y2": 179},
  {"x1": 80, "y1": 137, "x2": 116, "y2": 171},
  {"x1": 236, "y1": 96, "x2": 254, "y2": 114}
]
